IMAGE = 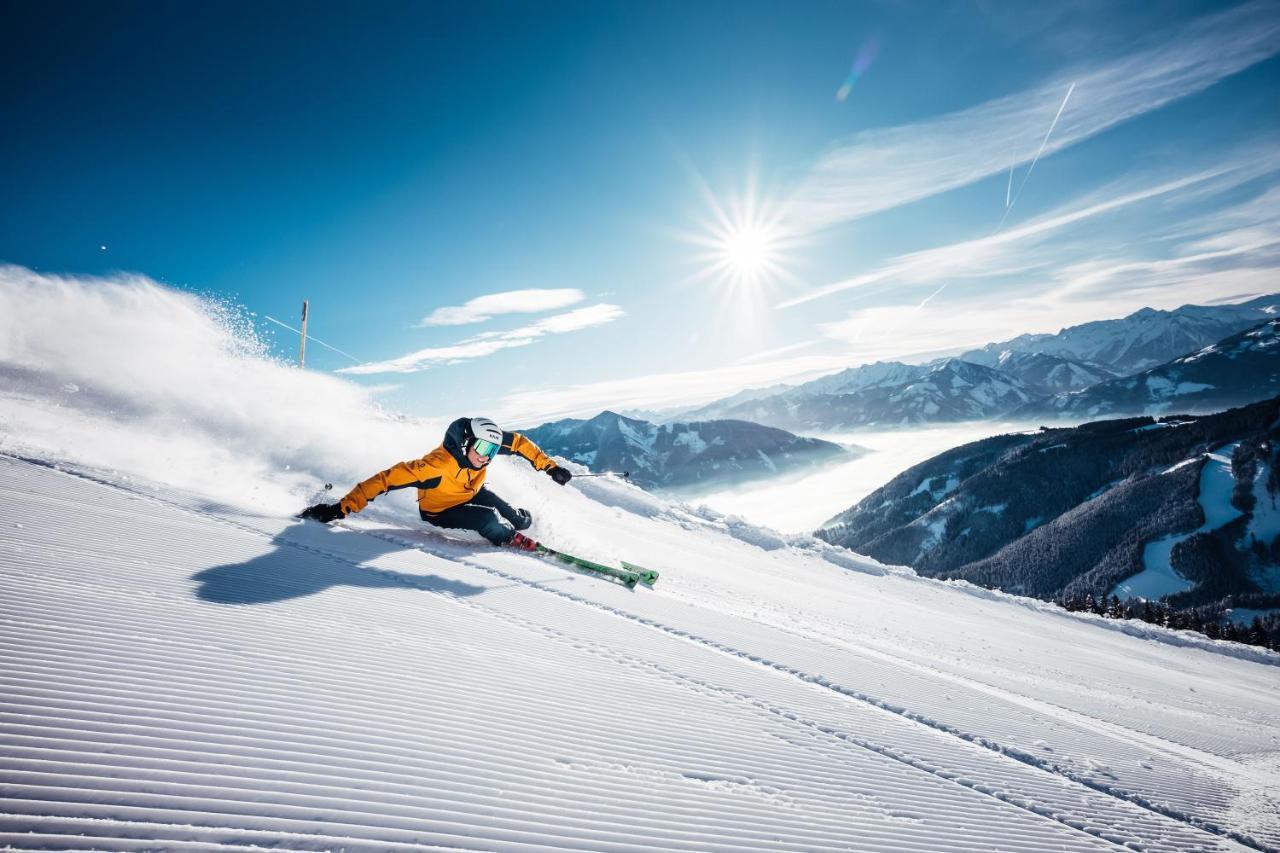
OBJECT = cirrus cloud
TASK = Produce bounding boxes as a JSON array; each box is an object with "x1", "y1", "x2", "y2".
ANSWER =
[
  {"x1": 418, "y1": 288, "x2": 585, "y2": 326},
  {"x1": 783, "y1": 1, "x2": 1280, "y2": 234},
  {"x1": 341, "y1": 303, "x2": 624, "y2": 375}
]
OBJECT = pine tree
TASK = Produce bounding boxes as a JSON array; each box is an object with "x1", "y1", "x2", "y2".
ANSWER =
[{"x1": 1140, "y1": 600, "x2": 1156, "y2": 624}]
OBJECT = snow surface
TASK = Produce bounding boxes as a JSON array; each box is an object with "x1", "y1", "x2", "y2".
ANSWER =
[
  {"x1": 909, "y1": 473, "x2": 961, "y2": 499},
  {"x1": 1199, "y1": 446, "x2": 1246, "y2": 530},
  {"x1": 2, "y1": 269, "x2": 1280, "y2": 850},
  {"x1": 1122, "y1": 532, "x2": 1197, "y2": 601},
  {"x1": 6, "y1": 456, "x2": 1280, "y2": 851},
  {"x1": 1249, "y1": 466, "x2": 1280, "y2": 546},
  {"x1": 1115, "y1": 446, "x2": 1243, "y2": 601},
  {"x1": 672, "y1": 429, "x2": 709, "y2": 455},
  {"x1": 1176, "y1": 381, "x2": 1215, "y2": 394}
]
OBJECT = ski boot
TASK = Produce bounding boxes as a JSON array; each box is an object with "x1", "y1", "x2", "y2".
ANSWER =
[{"x1": 507, "y1": 531, "x2": 540, "y2": 552}]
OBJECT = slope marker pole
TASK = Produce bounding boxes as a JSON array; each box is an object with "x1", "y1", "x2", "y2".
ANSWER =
[{"x1": 299, "y1": 300, "x2": 309, "y2": 367}]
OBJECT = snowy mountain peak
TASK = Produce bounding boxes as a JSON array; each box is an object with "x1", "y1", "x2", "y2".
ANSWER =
[
  {"x1": 1026, "y1": 318, "x2": 1280, "y2": 418},
  {"x1": 678, "y1": 297, "x2": 1280, "y2": 433},
  {"x1": 961, "y1": 294, "x2": 1280, "y2": 376},
  {"x1": 521, "y1": 412, "x2": 851, "y2": 490}
]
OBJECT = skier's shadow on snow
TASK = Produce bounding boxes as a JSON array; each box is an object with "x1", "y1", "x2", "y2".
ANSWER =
[{"x1": 192, "y1": 522, "x2": 489, "y2": 605}]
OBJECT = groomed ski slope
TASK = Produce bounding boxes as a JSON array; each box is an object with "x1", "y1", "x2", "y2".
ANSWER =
[
  {"x1": 3, "y1": 452, "x2": 1279, "y2": 852},
  {"x1": 1, "y1": 269, "x2": 1279, "y2": 851}
]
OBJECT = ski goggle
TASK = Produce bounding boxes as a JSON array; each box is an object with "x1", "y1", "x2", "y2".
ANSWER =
[{"x1": 470, "y1": 438, "x2": 500, "y2": 459}]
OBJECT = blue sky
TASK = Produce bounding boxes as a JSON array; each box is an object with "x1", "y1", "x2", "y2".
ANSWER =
[{"x1": 3, "y1": 1, "x2": 1278, "y2": 424}]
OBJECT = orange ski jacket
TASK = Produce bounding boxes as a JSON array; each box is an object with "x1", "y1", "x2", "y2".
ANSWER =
[{"x1": 338, "y1": 417, "x2": 555, "y2": 516}]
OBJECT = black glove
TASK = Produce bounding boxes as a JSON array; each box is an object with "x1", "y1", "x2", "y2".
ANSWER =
[
  {"x1": 511, "y1": 508, "x2": 533, "y2": 530},
  {"x1": 299, "y1": 502, "x2": 345, "y2": 523},
  {"x1": 547, "y1": 465, "x2": 572, "y2": 485}
]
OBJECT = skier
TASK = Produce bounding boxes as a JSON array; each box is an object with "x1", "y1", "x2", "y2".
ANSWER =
[{"x1": 299, "y1": 416, "x2": 572, "y2": 550}]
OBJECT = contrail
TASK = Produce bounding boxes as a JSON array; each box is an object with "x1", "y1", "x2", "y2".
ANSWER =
[
  {"x1": 891, "y1": 283, "x2": 947, "y2": 332},
  {"x1": 1000, "y1": 81, "x2": 1076, "y2": 228},
  {"x1": 915, "y1": 283, "x2": 948, "y2": 312},
  {"x1": 262, "y1": 315, "x2": 363, "y2": 364},
  {"x1": 877, "y1": 83, "x2": 1076, "y2": 345}
]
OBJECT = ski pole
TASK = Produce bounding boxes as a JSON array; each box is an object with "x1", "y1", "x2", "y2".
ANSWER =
[{"x1": 572, "y1": 471, "x2": 630, "y2": 479}]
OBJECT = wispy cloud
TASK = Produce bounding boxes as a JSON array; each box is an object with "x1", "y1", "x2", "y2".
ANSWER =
[
  {"x1": 783, "y1": 0, "x2": 1280, "y2": 234},
  {"x1": 817, "y1": 300, "x2": 1048, "y2": 364},
  {"x1": 1031, "y1": 161, "x2": 1280, "y2": 304},
  {"x1": 341, "y1": 304, "x2": 623, "y2": 375},
  {"x1": 781, "y1": 143, "x2": 1280, "y2": 309},
  {"x1": 1049, "y1": 187, "x2": 1280, "y2": 301},
  {"x1": 780, "y1": 168, "x2": 1228, "y2": 309},
  {"x1": 735, "y1": 339, "x2": 823, "y2": 363},
  {"x1": 418, "y1": 288, "x2": 585, "y2": 326},
  {"x1": 787, "y1": 142, "x2": 1280, "y2": 364}
]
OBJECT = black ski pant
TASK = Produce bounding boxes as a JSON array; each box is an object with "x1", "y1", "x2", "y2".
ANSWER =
[{"x1": 421, "y1": 486, "x2": 521, "y2": 546}]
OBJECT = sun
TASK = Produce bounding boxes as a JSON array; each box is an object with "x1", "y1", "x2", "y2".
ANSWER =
[
  {"x1": 672, "y1": 166, "x2": 807, "y2": 336},
  {"x1": 687, "y1": 186, "x2": 797, "y2": 293},
  {"x1": 720, "y1": 224, "x2": 777, "y2": 278}
]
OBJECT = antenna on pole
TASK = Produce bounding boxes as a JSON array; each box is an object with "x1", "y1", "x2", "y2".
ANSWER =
[{"x1": 299, "y1": 300, "x2": 309, "y2": 367}]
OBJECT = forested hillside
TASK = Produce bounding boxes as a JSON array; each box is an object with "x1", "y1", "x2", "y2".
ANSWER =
[{"x1": 819, "y1": 397, "x2": 1280, "y2": 632}]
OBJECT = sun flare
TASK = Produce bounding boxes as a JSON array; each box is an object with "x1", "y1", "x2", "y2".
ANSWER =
[
  {"x1": 687, "y1": 182, "x2": 799, "y2": 294},
  {"x1": 720, "y1": 224, "x2": 777, "y2": 278}
]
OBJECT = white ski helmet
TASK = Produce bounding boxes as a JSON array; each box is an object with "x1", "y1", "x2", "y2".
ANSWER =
[{"x1": 468, "y1": 417, "x2": 503, "y2": 446}]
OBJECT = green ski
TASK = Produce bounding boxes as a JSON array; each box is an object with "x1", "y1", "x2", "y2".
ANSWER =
[
  {"x1": 621, "y1": 561, "x2": 660, "y2": 586},
  {"x1": 534, "y1": 545, "x2": 655, "y2": 588}
]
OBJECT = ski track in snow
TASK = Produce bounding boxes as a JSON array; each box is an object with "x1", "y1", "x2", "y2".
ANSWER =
[
  {"x1": 2, "y1": 455, "x2": 1278, "y2": 851},
  {"x1": 1117, "y1": 445, "x2": 1243, "y2": 601}
]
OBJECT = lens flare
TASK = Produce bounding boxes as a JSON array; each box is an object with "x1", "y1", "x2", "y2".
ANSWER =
[{"x1": 836, "y1": 34, "x2": 880, "y2": 102}]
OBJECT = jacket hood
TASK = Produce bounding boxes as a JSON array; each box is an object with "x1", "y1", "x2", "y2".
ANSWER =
[{"x1": 443, "y1": 417, "x2": 481, "y2": 469}]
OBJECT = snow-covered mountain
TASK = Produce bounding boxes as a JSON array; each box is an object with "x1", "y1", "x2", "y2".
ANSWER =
[
  {"x1": 671, "y1": 381, "x2": 800, "y2": 422},
  {"x1": 991, "y1": 350, "x2": 1118, "y2": 396},
  {"x1": 800, "y1": 361, "x2": 932, "y2": 395},
  {"x1": 2, "y1": 266, "x2": 1279, "y2": 850},
  {"x1": 677, "y1": 297, "x2": 1278, "y2": 432},
  {"x1": 1024, "y1": 319, "x2": 1280, "y2": 419},
  {"x1": 820, "y1": 395, "x2": 1280, "y2": 620},
  {"x1": 520, "y1": 410, "x2": 853, "y2": 491},
  {"x1": 703, "y1": 359, "x2": 1037, "y2": 431},
  {"x1": 961, "y1": 294, "x2": 1279, "y2": 376},
  {"x1": 677, "y1": 362, "x2": 928, "y2": 422}
]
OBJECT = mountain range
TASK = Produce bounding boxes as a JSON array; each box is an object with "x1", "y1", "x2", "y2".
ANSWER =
[
  {"x1": 1025, "y1": 318, "x2": 1280, "y2": 419},
  {"x1": 959, "y1": 296, "x2": 1279, "y2": 375},
  {"x1": 677, "y1": 296, "x2": 1279, "y2": 431},
  {"x1": 684, "y1": 359, "x2": 1043, "y2": 431},
  {"x1": 519, "y1": 411, "x2": 855, "y2": 491}
]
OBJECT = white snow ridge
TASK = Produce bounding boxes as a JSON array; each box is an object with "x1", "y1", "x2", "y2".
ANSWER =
[{"x1": 2, "y1": 268, "x2": 1279, "y2": 851}]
